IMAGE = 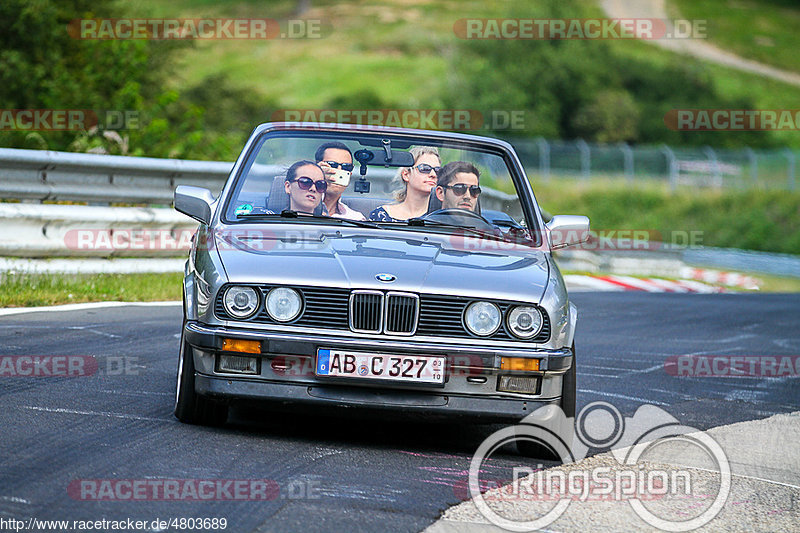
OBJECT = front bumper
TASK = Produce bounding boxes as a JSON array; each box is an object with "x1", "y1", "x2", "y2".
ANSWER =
[{"x1": 184, "y1": 321, "x2": 573, "y2": 423}]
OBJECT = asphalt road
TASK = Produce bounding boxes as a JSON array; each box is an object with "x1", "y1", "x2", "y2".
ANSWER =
[{"x1": 0, "y1": 293, "x2": 798, "y2": 532}]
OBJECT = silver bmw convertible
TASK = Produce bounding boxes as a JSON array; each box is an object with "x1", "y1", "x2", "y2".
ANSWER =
[{"x1": 173, "y1": 122, "x2": 588, "y2": 450}]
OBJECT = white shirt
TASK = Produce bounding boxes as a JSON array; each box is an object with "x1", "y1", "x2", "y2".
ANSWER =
[{"x1": 328, "y1": 199, "x2": 367, "y2": 221}]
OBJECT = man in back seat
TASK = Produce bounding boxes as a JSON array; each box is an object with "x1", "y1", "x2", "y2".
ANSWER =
[{"x1": 315, "y1": 141, "x2": 367, "y2": 221}]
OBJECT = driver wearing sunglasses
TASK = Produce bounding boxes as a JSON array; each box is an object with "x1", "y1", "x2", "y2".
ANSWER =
[
  {"x1": 435, "y1": 161, "x2": 482, "y2": 212},
  {"x1": 284, "y1": 160, "x2": 327, "y2": 214}
]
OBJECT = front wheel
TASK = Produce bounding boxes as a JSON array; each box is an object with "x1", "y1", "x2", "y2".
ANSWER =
[
  {"x1": 174, "y1": 327, "x2": 228, "y2": 426},
  {"x1": 516, "y1": 343, "x2": 576, "y2": 460}
]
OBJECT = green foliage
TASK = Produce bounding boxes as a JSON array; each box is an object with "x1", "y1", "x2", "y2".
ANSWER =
[
  {"x1": 444, "y1": 0, "x2": 785, "y2": 148},
  {"x1": 0, "y1": 0, "x2": 271, "y2": 160},
  {"x1": 534, "y1": 180, "x2": 800, "y2": 254}
]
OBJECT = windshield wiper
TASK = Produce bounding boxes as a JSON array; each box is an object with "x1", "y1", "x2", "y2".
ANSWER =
[
  {"x1": 247, "y1": 209, "x2": 384, "y2": 229},
  {"x1": 405, "y1": 217, "x2": 508, "y2": 241}
]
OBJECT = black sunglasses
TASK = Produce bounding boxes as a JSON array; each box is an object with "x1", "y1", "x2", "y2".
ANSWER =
[
  {"x1": 415, "y1": 163, "x2": 442, "y2": 175},
  {"x1": 288, "y1": 176, "x2": 327, "y2": 193},
  {"x1": 442, "y1": 184, "x2": 482, "y2": 198},
  {"x1": 323, "y1": 161, "x2": 354, "y2": 172}
]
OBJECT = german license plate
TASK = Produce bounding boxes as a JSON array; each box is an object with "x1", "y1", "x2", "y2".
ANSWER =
[{"x1": 315, "y1": 349, "x2": 445, "y2": 385}]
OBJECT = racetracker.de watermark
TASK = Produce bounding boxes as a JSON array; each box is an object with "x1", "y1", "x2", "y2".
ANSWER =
[
  {"x1": 665, "y1": 355, "x2": 800, "y2": 377},
  {"x1": 449, "y1": 229, "x2": 705, "y2": 252},
  {"x1": 665, "y1": 109, "x2": 800, "y2": 131},
  {"x1": 68, "y1": 18, "x2": 325, "y2": 40},
  {"x1": 270, "y1": 109, "x2": 527, "y2": 130},
  {"x1": 454, "y1": 18, "x2": 707, "y2": 39},
  {"x1": 0, "y1": 110, "x2": 139, "y2": 131},
  {"x1": 0, "y1": 356, "x2": 139, "y2": 377},
  {"x1": 68, "y1": 479, "x2": 320, "y2": 501}
]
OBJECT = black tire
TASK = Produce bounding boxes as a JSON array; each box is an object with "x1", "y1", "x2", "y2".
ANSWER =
[
  {"x1": 516, "y1": 343, "x2": 577, "y2": 460},
  {"x1": 174, "y1": 327, "x2": 228, "y2": 426},
  {"x1": 560, "y1": 342, "x2": 577, "y2": 419}
]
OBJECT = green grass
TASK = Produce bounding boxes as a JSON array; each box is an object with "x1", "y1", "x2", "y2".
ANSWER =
[
  {"x1": 0, "y1": 273, "x2": 182, "y2": 307},
  {"x1": 122, "y1": 0, "x2": 800, "y2": 148},
  {"x1": 672, "y1": 0, "x2": 800, "y2": 74},
  {"x1": 532, "y1": 178, "x2": 800, "y2": 254},
  {"x1": 126, "y1": 0, "x2": 510, "y2": 108}
]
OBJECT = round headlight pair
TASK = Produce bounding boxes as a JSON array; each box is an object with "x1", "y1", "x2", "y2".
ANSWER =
[
  {"x1": 463, "y1": 301, "x2": 543, "y2": 339},
  {"x1": 223, "y1": 286, "x2": 302, "y2": 322}
]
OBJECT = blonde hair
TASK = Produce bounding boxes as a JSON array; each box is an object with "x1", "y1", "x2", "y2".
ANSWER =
[{"x1": 392, "y1": 146, "x2": 440, "y2": 202}]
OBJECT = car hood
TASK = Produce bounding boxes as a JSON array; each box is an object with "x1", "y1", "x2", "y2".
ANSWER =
[{"x1": 214, "y1": 227, "x2": 549, "y2": 302}]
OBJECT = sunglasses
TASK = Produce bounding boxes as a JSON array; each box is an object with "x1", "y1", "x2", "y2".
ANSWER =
[
  {"x1": 288, "y1": 176, "x2": 327, "y2": 193},
  {"x1": 322, "y1": 161, "x2": 354, "y2": 172},
  {"x1": 442, "y1": 184, "x2": 482, "y2": 198},
  {"x1": 414, "y1": 163, "x2": 442, "y2": 175}
]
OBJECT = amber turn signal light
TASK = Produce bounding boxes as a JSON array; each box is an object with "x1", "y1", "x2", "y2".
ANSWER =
[
  {"x1": 222, "y1": 338, "x2": 261, "y2": 354},
  {"x1": 500, "y1": 357, "x2": 540, "y2": 371}
]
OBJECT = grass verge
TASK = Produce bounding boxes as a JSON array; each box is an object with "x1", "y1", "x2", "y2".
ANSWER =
[
  {"x1": 533, "y1": 178, "x2": 800, "y2": 255},
  {"x1": 0, "y1": 273, "x2": 183, "y2": 308}
]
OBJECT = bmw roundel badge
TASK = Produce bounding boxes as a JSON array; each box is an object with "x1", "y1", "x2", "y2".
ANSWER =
[{"x1": 375, "y1": 273, "x2": 397, "y2": 282}]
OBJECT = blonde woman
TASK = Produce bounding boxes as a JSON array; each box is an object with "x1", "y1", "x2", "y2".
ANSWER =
[{"x1": 368, "y1": 146, "x2": 441, "y2": 221}]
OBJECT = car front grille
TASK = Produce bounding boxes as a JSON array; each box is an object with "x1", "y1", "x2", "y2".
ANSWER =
[
  {"x1": 349, "y1": 291, "x2": 383, "y2": 333},
  {"x1": 384, "y1": 292, "x2": 419, "y2": 335},
  {"x1": 215, "y1": 285, "x2": 549, "y2": 342}
]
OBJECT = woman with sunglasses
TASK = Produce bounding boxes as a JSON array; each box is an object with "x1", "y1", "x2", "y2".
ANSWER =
[
  {"x1": 284, "y1": 160, "x2": 327, "y2": 214},
  {"x1": 368, "y1": 146, "x2": 441, "y2": 222}
]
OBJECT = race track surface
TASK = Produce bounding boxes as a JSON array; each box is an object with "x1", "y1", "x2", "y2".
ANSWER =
[{"x1": 0, "y1": 293, "x2": 798, "y2": 532}]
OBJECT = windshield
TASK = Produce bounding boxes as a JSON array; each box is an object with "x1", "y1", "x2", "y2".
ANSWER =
[{"x1": 222, "y1": 129, "x2": 539, "y2": 246}]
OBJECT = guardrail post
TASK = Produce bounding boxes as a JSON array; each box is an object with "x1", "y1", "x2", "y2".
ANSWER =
[
  {"x1": 703, "y1": 146, "x2": 722, "y2": 188},
  {"x1": 619, "y1": 142, "x2": 633, "y2": 183},
  {"x1": 786, "y1": 149, "x2": 796, "y2": 191},
  {"x1": 535, "y1": 137, "x2": 550, "y2": 181},
  {"x1": 576, "y1": 139, "x2": 590, "y2": 179},
  {"x1": 660, "y1": 144, "x2": 678, "y2": 192},
  {"x1": 744, "y1": 147, "x2": 757, "y2": 188}
]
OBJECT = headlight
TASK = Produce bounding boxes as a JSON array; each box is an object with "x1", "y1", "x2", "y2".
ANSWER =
[
  {"x1": 265, "y1": 287, "x2": 303, "y2": 322},
  {"x1": 464, "y1": 301, "x2": 501, "y2": 336},
  {"x1": 223, "y1": 286, "x2": 259, "y2": 319},
  {"x1": 507, "y1": 306, "x2": 544, "y2": 339}
]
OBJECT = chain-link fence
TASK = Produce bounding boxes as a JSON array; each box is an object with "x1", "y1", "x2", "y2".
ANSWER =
[{"x1": 512, "y1": 139, "x2": 799, "y2": 191}]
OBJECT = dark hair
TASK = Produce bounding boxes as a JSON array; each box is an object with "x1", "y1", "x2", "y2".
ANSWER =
[
  {"x1": 285, "y1": 160, "x2": 323, "y2": 182},
  {"x1": 437, "y1": 161, "x2": 480, "y2": 188},
  {"x1": 314, "y1": 141, "x2": 351, "y2": 163}
]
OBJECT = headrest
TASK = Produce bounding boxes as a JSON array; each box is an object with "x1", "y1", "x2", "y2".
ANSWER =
[{"x1": 427, "y1": 187, "x2": 443, "y2": 213}]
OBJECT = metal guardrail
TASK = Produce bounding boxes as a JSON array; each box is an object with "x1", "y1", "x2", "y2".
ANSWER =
[
  {"x1": 0, "y1": 147, "x2": 231, "y2": 205},
  {"x1": 0, "y1": 148, "x2": 515, "y2": 260},
  {"x1": 0, "y1": 147, "x2": 513, "y2": 207},
  {"x1": 1, "y1": 147, "x2": 798, "y2": 277}
]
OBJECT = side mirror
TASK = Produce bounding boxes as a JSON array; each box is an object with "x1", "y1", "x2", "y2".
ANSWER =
[
  {"x1": 546, "y1": 215, "x2": 590, "y2": 250},
  {"x1": 174, "y1": 186, "x2": 215, "y2": 225}
]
